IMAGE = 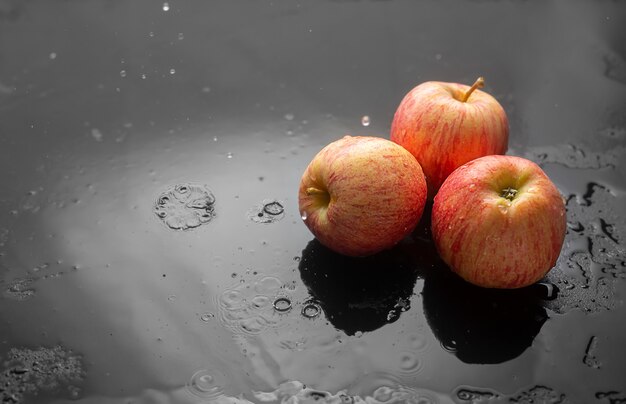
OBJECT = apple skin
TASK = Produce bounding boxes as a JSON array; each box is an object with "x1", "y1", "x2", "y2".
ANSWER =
[
  {"x1": 298, "y1": 135, "x2": 427, "y2": 257},
  {"x1": 390, "y1": 79, "x2": 509, "y2": 199},
  {"x1": 431, "y1": 155, "x2": 566, "y2": 289}
]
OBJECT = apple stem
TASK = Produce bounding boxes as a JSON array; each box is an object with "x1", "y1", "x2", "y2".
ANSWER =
[
  {"x1": 501, "y1": 187, "x2": 518, "y2": 201},
  {"x1": 306, "y1": 187, "x2": 326, "y2": 196},
  {"x1": 461, "y1": 77, "x2": 485, "y2": 102}
]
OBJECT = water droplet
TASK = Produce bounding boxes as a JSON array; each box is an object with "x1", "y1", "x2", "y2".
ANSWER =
[
  {"x1": 226, "y1": 152, "x2": 233, "y2": 159},
  {"x1": 255, "y1": 276, "x2": 283, "y2": 294},
  {"x1": 141, "y1": 74, "x2": 147, "y2": 80},
  {"x1": 186, "y1": 369, "x2": 225, "y2": 399},
  {"x1": 119, "y1": 70, "x2": 127, "y2": 78},
  {"x1": 273, "y1": 297, "x2": 292, "y2": 312},
  {"x1": 49, "y1": 52, "x2": 57, "y2": 60},
  {"x1": 200, "y1": 313, "x2": 214, "y2": 322},
  {"x1": 398, "y1": 351, "x2": 422, "y2": 374},
  {"x1": 149, "y1": 31, "x2": 155, "y2": 37},
  {"x1": 248, "y1": 200, "x2": 285, "y2": 223},
  {"x1": 284, "y1": 113, "x2": 294, "y2": 121},
  {"x1": 301, "y1": 300, "x2": 322, "y2": 319},
  {"x1": 162, "y1": 2, "x2": 170, "y2": 11},
  {"x1": 251, "y1": 295, "x2": 270, "y2": 309},
  {"x1": 169, "y1": 68, "x2": 176, "y2": 75},
  {"x1": 263, "y1": 201, "x2": 284, "y2": 216},
  {"x1": 361, "y1": 115, "x2": 370, "y2": 126},
  {"x1": 168, "y1": 294, "x2": 177, "y2": 301},
  {"x1": 301, "y1": 211, "x2": 308, "y2": 221},
  {"x1": 178, "y1": 32, "x2": 184, "y2": 40},
  {"x1": 90, "y1": 128, "x2": 103, "y2": 142}
]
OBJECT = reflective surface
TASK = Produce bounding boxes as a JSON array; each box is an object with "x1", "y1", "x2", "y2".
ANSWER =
[{"x1": 1, "y1": 0, "x2": 626, "y2": 403}]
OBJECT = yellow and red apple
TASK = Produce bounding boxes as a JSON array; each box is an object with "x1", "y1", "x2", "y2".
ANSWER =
[
  {"x1": 390, "y1": 77, "x2": 509, "y2": 198},
  {"x1": 431, "y1": 155, "x2": 566, "y2": 289},
  {"x1": 298, "y1": 135, "x2": 427, "y2": 257}
]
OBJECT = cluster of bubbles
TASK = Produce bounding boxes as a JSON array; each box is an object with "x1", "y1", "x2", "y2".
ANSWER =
[
  {"x1": 455, "y1": 385, "x2": 565, "y2": 404},
  {"x1": 247, "y1": 200, "x2": 285, "y2": 224},
  {"x1": 154, "y1": 185, "x2": 287, "y2": 229},
  {"x1": 216, "y1": 275, "x2": 321, "y2": 336},
  {"x1": 0, "y1": 346, "x2": 84, "y2": 403},
  {"x1": 252, "y1": 380, "x2": 443, "y2": 404},
  {"x1": 2, "y1": 277, "x2": 35, "y2": 301},
  {"x1": 154, "y1": 183, "x2": 216, "y2": 230}
]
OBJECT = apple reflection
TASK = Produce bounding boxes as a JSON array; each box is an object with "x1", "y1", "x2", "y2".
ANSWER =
[
  {"x1": 298, "y1": 238, "x2": 422, "y2": 336},
  {"x1": 422, "y1": 264, "x2": 554, "y2": 364}
]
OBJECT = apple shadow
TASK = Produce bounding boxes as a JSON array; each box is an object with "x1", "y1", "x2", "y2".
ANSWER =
[
  {"x1": 422, "y1": 260, "x2": 556, "y2": 364},
  {"x1": 414, "y1": 202, "x2": 555, "y2": 364},
  {"x1": 297, "y1": 238, "x2": 424, "y2": 336}
]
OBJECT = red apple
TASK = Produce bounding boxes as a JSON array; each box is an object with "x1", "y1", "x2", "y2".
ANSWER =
[
  {"x1": 390, "y1": 77, "x2": 509, "y2": 198},
  {"x1": 298, "y1": 135, "x2": 427, "y2": 257},
  {"x1": 431, "y1": 155, "x2": 566, "y2": 289}
]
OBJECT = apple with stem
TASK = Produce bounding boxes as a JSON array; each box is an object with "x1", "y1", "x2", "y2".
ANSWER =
[
  {"x1": 298, "y1": 135, "x2": 427, "y2": 257},
  {"x1": 431, "y1": 155, "x2": 566, "y2": 289},
  {"x1": 390, "y1": 77, "x2": 509, "y2": 199}
]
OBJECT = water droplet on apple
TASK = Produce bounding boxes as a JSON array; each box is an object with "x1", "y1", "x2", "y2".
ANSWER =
[
  {"x1": 361, "y1": 115, "x2": 371, "y2": 126},
  {"x1": 162, "y1": 2, "x2": 170, "y2": 11},
  {"x1": 301, "y1": 211, "x2": 308, "y2": 221}
]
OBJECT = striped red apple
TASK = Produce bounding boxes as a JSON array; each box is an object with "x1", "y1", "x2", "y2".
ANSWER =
[
  {"x1": 391, "y1": 77, "x2": 509, "y2": 198},
  {"x1": 431, "y1": 155, "x2": 566, "y2": 289},
  {"x1": 298, "y1": 136, "x2": 427, "y2": 257}
]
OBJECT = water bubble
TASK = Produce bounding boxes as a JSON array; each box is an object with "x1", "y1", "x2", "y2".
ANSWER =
[
  {"x1": 273, "y1": 297, "x2": 292, "y2": 312},
  {"x1": 49, "y1": 52, "x2": 57, "y2": 60},
  {"x1": 149, "y1": 31, "x2": 155, "y2": 37},
  {"x1": 119, "y1": 70, "x2": 127, "y2": 78},
  {"x1": 154, "y1": 183, "x2": 216, "y2": 230},
  {"x1": 169, "y1": 68, "x2": 176, "y2": 75},
  {"x1": 408, "y1": 333, "x2": 428, "y2": 351},
  {"x1": 361, "y1": 115, "x2": 370, "y2": 126},
  {"x1": 284, "y1": 113, "x2": 295, "y2": 121},
  {"x1": 226, "y1": 152, "x2": 233, "y2": 159},
  {"x1": 248, "y1": 200, "x2": 285, "y2": 224},
  {"x1": 301, "y1": 300, "x2": 321, "y2": 319},
  {"x1": 200, "y1": 313, "x2": 214, "y2": 322},
  {"x1": 186, "y1": 369, "x2": 225, "y2": 399},
  {"x1": 141, "y1": 74, "x2": 147, "y2": 80},
  {"x1": 178, "y1": 32, "x2": 184, "y2": 40},
  {"x1": 398, "y1": 351, "x2": 422, "y2": 375},
  {"x1": 220, "y1": 290, "x2": 245, "y2": 310},
  {"x1": 255, "y1": 276, "x2": 283, "y2": 294},
  {"x1": 251, "y1": 295, "x2": 271, "y2": 309},
  {"x1": 162, "y1": 2, "x2": 170, "y2": 11},
  {"x1": 263, "y1": 201, "x2": 284, "y2": 216}
]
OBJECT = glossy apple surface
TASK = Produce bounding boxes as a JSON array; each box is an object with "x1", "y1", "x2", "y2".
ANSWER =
[
  {"x1": 431, "y1": 155, "x2": 566, "y2": 289},
  {"x1": 390, "y1": 77, "x2": 509, "y2": 198},
  {"x1": 298, "y1": 135, "x2": 427, "y2": 257}
]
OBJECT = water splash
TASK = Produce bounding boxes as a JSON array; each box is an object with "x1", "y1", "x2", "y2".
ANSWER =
[{"x1": 154, "y1": 183, "x2": 216, "y2": 230}]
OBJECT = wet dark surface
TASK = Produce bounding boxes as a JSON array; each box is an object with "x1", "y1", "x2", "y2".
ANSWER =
[{"x1": 1, "y1": 0, "x2": 626, "y2": 403}]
